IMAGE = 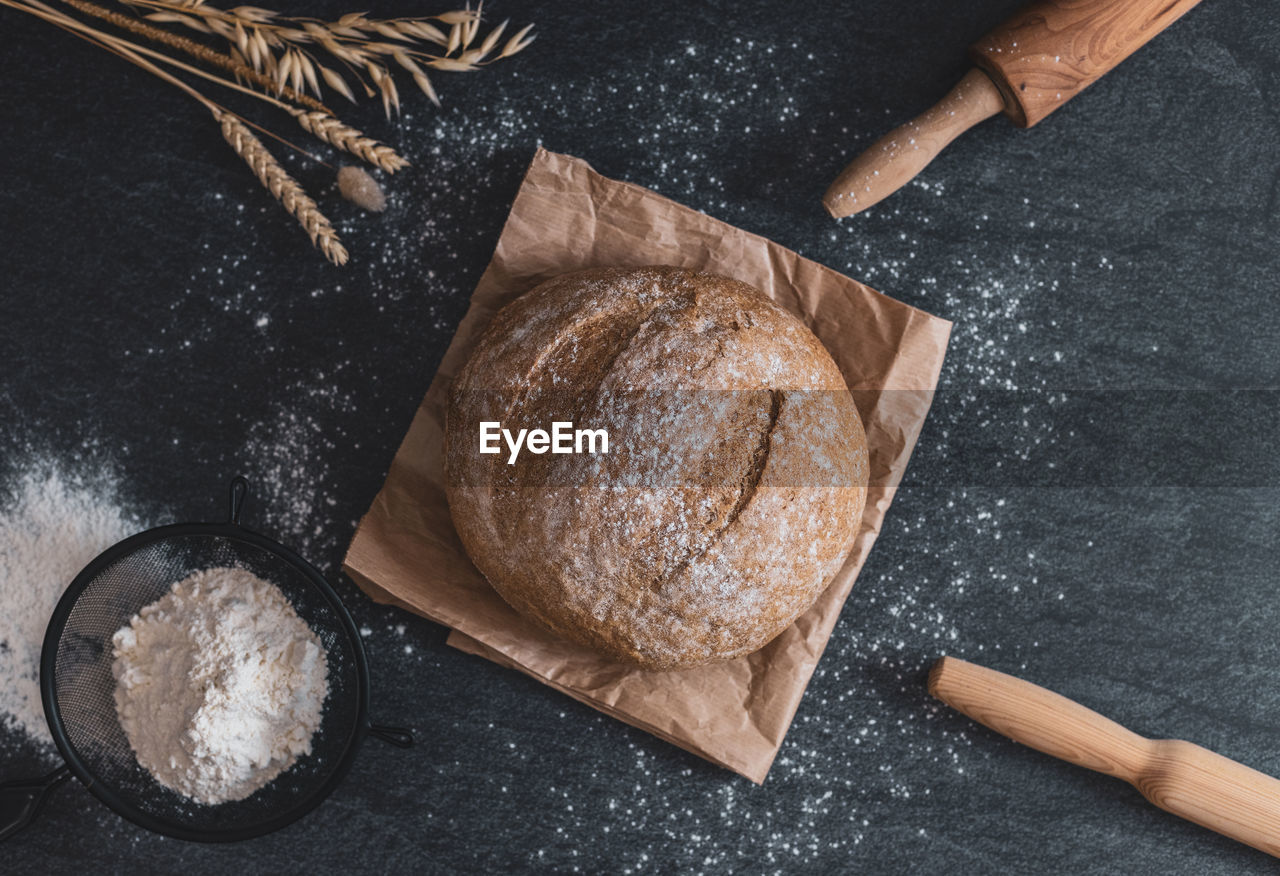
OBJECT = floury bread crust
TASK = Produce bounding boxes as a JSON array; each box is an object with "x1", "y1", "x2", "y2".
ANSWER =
[{"x1": 444, "y1": 267, "x2": 868, "y2": 670}]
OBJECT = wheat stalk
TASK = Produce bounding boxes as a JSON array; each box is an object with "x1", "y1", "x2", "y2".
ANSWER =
[
  {"x1": 59, "y1": 0, "x2": 333, "y2": 113},
  {"x1": 122, "y1": 0, "x2": 535, "y2": 115},
  {"x1": 54, "y1": 16, "x2": 409, "y2": 174},
  {"x1": 44, "y1": 0, "x2": 408, "y2": 173},
  {"x1": 8, "y1": 0, "x2": 348, "y2": 265},
  {"x1": 216, "y1": 110, "x2": 347, "y2": 265},
  {"x1": 113, "y1": 28, "x2": 408, "y2": 174},
  {"x1": 288, "y1": 109, "x2": 408, "y2": 173}
]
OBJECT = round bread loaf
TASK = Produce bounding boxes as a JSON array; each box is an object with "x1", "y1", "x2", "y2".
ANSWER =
[{"x1": 445, "y1": 266, "x2": 868, "y2": 670}]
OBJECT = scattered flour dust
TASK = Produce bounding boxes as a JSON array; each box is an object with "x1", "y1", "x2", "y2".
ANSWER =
[
  {"x1": 242, "y1": 378, "x2": 356, "y2": 559},
  {"x1": 112, "y1": 566, "x2": 329, "y2": 805},
  {"x1": 0, "y1": 463, "x2": 139, "y2": 750}
]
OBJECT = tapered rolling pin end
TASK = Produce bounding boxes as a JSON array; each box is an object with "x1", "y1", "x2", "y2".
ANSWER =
[
  {"x1": 926, "y1": 655, "x2": 954, "y2": 699},
  {"x1": 823, "y1": 68, "x2": 1004, "y2": 219}
]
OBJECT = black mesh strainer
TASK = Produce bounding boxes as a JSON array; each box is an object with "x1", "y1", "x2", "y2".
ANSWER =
[{"x1": 0, "y1": 477, "x2": 413, "y2": 842}]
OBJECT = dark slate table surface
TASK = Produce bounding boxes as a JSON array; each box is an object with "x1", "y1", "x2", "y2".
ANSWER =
[{"x1": 3, "y1": 0, "x2": 1279, "y2": 872}]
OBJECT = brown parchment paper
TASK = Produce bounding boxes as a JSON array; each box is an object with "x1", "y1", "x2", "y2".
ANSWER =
[{"x1": 342, "y1": 148, "x2": 951, "y2": 783}]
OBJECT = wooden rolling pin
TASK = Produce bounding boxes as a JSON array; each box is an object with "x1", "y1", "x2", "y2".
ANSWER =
[
  {"x1": 823, "y1": 0, "x2": 1204, "y2": 218},
  {"x1": 929, "y1": 657, "x2": 1280, "y2": 857}
]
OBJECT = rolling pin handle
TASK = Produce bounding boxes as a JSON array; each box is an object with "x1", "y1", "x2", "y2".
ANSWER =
[
  {"x1": 822, "y1": 69, "x2": 1005, "y2": 219},
  {"x1": 823, "y1": 0, "x2": 1205, "y2": 216},
  {"x1": 929, "y1": 656, "x2": 1280, "y2": 858}
]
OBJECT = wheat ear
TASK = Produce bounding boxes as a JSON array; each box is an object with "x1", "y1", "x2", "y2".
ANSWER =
[
  {"x1": 216, "y1": 110, "x2": 348, "y2": 266},
  {"x1": 287, "y1": 109, "x2": 408, "y2": 173}
]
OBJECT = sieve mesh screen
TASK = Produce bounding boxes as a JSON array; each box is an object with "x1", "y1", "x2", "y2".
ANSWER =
[{"x1": 48, "y1": 531, "x2": 363, "y2": 838}]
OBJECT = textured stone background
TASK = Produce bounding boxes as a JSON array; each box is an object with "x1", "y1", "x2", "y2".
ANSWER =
[{"x1": 2, "y1": 0, "x2": 1278, "y2": 871}]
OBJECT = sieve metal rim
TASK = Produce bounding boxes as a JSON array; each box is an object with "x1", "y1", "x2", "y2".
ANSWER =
[{"x1": 36, "y1": 477, "x2": 395, "y2": 843}]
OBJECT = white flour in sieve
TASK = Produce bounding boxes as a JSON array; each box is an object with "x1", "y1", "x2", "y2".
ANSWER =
[{"x1": 112, "y1": 566, "x2": 329, "y2": 805}]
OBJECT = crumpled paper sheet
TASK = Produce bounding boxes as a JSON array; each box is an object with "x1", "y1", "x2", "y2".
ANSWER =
[{"x1": 343, "y1": 148, "x2": 951, "y2": 783}]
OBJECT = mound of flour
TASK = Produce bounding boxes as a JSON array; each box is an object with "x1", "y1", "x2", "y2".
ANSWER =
[
  {"x1": 112, "y1": 566, "x2": 328, "y2": 805},
  {"x1": 0, "y1": 464, "x2": 138, "y2": 750}
]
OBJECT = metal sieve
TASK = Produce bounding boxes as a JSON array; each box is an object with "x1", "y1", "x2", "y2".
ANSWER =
[{"x1": 0, "y1": 477, "x2": 413, "y2": 843}]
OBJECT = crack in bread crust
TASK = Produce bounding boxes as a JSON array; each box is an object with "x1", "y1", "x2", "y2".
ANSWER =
[{"x1": 654, "y1": 389, "x2": 782, "y2": 592}]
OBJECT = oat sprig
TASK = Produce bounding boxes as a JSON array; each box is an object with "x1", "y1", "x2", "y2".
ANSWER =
[
  {"x1": 48, "y1": 0, "x2": 408, "y2": 173},
  {"x1": 60, "y1": 0, "x2": 334, "y2": 113},
  {"x1": 123, "y1": 0, "x2": 535, "y2": 116}
]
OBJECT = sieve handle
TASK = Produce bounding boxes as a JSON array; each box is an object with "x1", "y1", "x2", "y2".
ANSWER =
[
  {"x1": 0, "y1": 765, "x2": 70, "y2": 841},
  {"x1": 228, "y1": 475, "x2": 249, "y2": 525},
  {"x1": 368, "y1": 724, "x2": 415, "y2": 749}
]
